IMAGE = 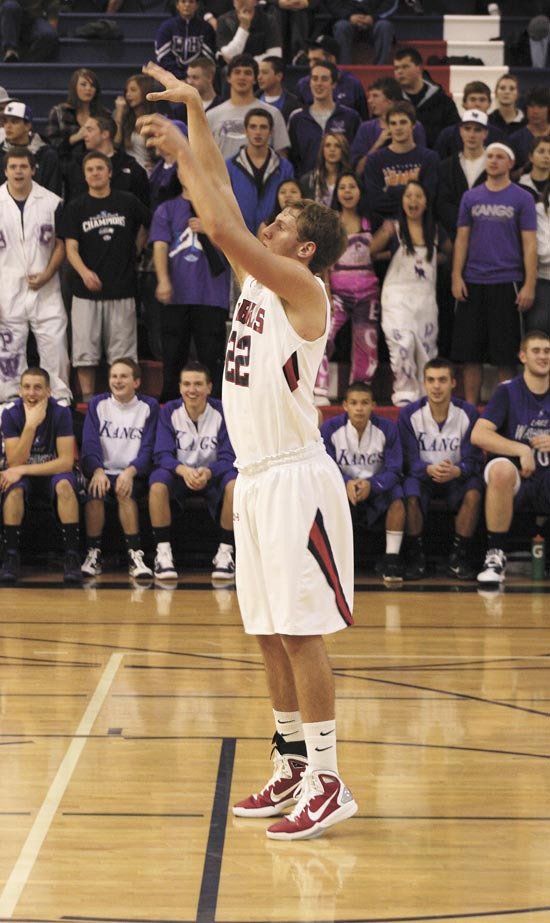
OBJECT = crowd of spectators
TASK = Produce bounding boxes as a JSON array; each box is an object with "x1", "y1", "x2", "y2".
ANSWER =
[{"x1": 0, "y1": 1, "x2": 549, "y2": 583}]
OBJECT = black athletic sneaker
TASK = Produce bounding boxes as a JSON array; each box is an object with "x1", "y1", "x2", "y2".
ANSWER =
[
  {"x1": 447, "y1": 551, "x2": 476, "y2": 581},
  {"x1": 0, "y1": 550, "x2": 20, "y2": 584},
  {"x1": 404, "y1": 549, "x2": 426, "y2": 580},
  {"x1": 381, "y1": 554, "x2": 403, "y2": 584},
  {"x1": 63, "y1": 550, "x2": 83, "y2": 585}
]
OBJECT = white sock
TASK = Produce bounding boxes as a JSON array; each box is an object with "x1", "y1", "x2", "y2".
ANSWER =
[
  {"x1": 303, "y1": 719, "x2": 338, "y2": 773},
  {"x1": 386, "y1": 531, "x2": 403, "y2": 555},
  {"x1": 273, "y1": 710, "x2": 304, "y2": 749}
]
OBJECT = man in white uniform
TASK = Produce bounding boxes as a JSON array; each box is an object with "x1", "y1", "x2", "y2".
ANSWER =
[
  {"x1": 0, "y1": 147, "x2": 71, "y2": 405},
  {"x1": 139, "y1": 62, "x2": 358, "y2": 841}
]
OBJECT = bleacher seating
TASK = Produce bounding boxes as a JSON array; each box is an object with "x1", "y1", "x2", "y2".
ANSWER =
[
  {"x1": 2, "y1": 2, "x2": 548, "y2": 574},
  {"x1": 4, "y1": 6, "x2": 542, "y2": 133}
]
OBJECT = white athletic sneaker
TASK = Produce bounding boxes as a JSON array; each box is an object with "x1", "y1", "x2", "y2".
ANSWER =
[
  {"x1": 233, "y1": 750, "x2": 308, "y2": 817},
  {"x1": 154, "y1": 543, "x2": 177, "y2": 581},
  {"x1": 477, "y1": 548, "x2": 506, "y2": 584},
  {"x1": 128, "y1": 548, "x2": 153, "y2": 579},
  {"x1": 211, "y1": 543, "x2": 235, "y2": 580},
  {"x1": 81, "y1": 547, "x2": 103, "y2": 576},
  {"x1": 266, "y1": 769, "x2": 358, "y2": 840}
]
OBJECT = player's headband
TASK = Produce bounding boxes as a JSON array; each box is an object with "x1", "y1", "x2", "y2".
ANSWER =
[{"x1": 485, "y1": 142, "x2": 515, "y2": 163}]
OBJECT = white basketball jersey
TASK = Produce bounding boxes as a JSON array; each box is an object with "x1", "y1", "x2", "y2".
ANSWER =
[{"x1": 222, "y1": 274, "x2": 329, "y2": 469}]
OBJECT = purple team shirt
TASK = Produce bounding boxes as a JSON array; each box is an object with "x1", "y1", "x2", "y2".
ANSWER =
[
  {"x1": 149, "y1": 197, "x2": 230, "y2": 308},
  {"x1": 458, "y1": 182, "x2": 537, "y2": 284},
  {"x1": 482, "y1": 375, "x2": 550, "y2": 472}
]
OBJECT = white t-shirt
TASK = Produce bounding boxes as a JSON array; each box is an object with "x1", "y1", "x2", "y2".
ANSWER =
[
  {"x1": 207, "y1": 99, "x2": 290, "y2": 159},
  {"x1": 459, "y1": 151, "x2": 486, "y2": 189}
]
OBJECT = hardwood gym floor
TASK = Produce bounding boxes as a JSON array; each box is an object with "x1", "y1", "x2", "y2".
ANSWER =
[{"x1": 1, "y1": 572, "x2": 550, "y2": 923}]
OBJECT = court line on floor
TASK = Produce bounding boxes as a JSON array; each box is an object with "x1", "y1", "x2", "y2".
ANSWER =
[
  {"x1": 335, "y1": 672, "x2": 550, "y2": 719},
  {"x1": 2, "y1": 580, "x2": 550, "y2": 594},
  {"x1": 0, "y1": 653, "x2": 123, "y2": 919},
  {"x1": 196, "y1": 737, "x2": 235, "y2": 923}
]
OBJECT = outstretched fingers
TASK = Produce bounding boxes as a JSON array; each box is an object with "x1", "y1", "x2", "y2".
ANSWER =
[
  {"x1": 142, "y1": 60, "x2": 198, "y2": 104},
  {"x1": 142, "y1": 60, "x2": 178, "y2": 85}
]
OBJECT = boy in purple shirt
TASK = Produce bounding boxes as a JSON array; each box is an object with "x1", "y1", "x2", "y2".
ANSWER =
[
  {"x1": 472, "y1": 330, "x2": 550, "y2": 585},
  {"x1": 0, "y1": 367, "x2": 81, "y2": 585},
  {"x1": 351, "y1": 76, "x2": 425, "y2": 174},
  {"x1": 398, "y1": 358, "x2": 483, "y2": 580},
  {"x1": 148, "y1": 361, "x2": 237, "y2": 583},
  {"x1": 362, "y1": 101, "x2": 439, "y2": 219},
  {"x1": 150, "y1": 190, "x2": 230, "y2": 401},
  {"x1": 451, "y1": 142, "x2": 537, "y2": 405},
  {"x1": 321, "y1": 381, "x2": 405, "y2": 583}
]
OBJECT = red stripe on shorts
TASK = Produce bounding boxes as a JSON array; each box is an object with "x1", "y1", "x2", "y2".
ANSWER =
[{"x1": 308, "y1": 509, "x2": 353, "y2": 626}]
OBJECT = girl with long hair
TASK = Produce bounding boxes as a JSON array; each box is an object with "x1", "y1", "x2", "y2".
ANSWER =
[
  {"x1": 299, "y1": 132, "x2": 351, "y2": 207},
  {"x1": 371, "y1": 181, "x2": 448, "y2": 406},
  {"x1": 519, "y1": 133, "x2": 550, "y2": 198},
  {"x1": 46, "y1": 68, "x2": 106, "y2": 163},
  {"x1": 256, "y1": 178, "x2": 302, "y2": 239},
  {"x1": 315, "y1": 173, "x2": 380, "y2": 400},
  {"x1": 114, "y1": 74, "x2": 158, "y2": 174}
]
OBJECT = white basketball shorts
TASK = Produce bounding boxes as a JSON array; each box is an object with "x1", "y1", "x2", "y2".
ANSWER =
[{"x1": 233, "y1": 444, "x2": 354, "y2": 636}]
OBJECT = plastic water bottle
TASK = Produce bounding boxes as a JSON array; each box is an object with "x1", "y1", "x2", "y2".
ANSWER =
[{"x1": 531, "y1": 534, "x2": 546, "y2": 580}]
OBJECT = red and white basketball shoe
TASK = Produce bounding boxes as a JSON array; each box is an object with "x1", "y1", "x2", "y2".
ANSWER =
[
  {"x1": 266, "y1": 769, "x2": 357, "y2": 840},
  {"x1": 232, "y1": 751, "x2": 308, "y2": 817}
]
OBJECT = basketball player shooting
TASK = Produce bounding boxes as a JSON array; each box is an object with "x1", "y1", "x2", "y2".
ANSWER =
[{"x1": 139, "y1": 62, "x2": 358, "y2": 840}]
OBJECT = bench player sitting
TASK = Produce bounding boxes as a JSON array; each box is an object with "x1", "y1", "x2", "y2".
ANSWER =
[
  {"x1": 398, "y1": 357, "x2": 483, "y2": 580},
  {"x1": 472, "y1": 330, "x2": 550, "y2": 585},
  {"x1": 0, "y1": 367, "x2": 81, "y2": 584},
  {"x1": 80, "y1": 358, "x2": 159, "y2": 580},
  {"x1": 321, "y1": 381, "x2": 405, "y2": 583},
  {"x1": 148, "y1": 361, "x2": 237, "y2": 581}
]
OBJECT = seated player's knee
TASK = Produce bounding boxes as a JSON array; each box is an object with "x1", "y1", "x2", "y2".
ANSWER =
[
  {"x1": 3, "y1": 485, "x2": 24, "y2": 512},
  {"x1": 55, "y1": 478, "x2": 75, "y2": 501},
  {"x1": 486, "y1": 459, "x2": 517, "y2": 491},
  {"x1": 461, "y1": 488, "x2": 482, "y2": 512},
  {"x1": 149, "y1": 481, "x2": 168, "y2": 501}
]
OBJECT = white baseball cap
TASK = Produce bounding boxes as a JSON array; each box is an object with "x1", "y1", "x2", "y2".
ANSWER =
[
  {"x1": 461, "y1": 108, "x2": 489, "y2": 127},
  {"x1": 4, "y1": 101, "x2": 33, "y2": 122}
]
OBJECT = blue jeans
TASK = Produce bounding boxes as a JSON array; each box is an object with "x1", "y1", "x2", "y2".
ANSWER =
[
  {"x1": 1, "y1": 0, "x2": 58, "y2": 59},
  {"x1": 332, "y1": 17, "x2": 394, "y2": 65}
]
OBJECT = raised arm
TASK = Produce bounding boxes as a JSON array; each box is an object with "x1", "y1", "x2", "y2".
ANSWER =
[{"x1": 139, "y1": 63, "x2": 324, "y2": 321}]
